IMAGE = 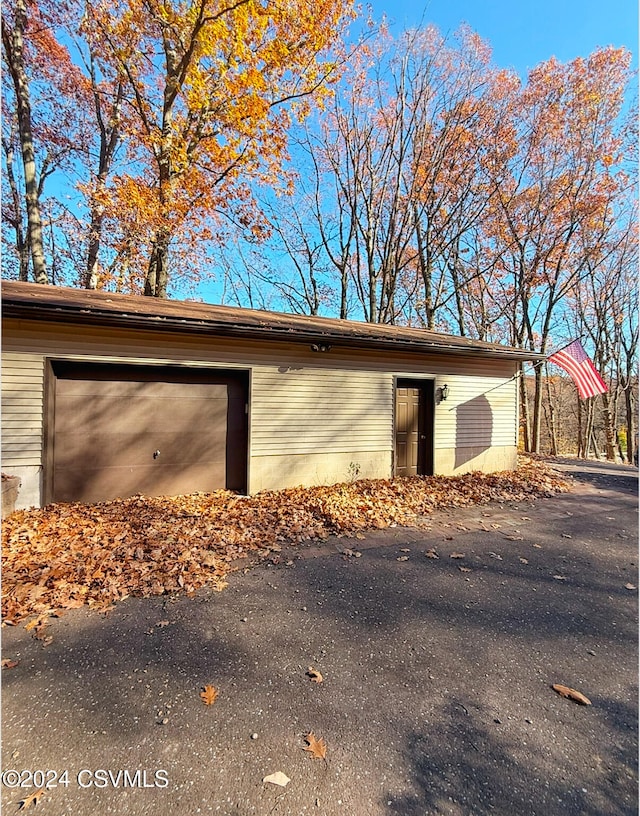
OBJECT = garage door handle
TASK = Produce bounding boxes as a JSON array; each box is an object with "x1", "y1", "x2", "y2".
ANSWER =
[{"x1": 153, "y1": 450, "x2": 160, "y2": 459}]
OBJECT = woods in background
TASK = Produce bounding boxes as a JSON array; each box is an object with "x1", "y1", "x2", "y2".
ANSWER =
[{"x1": 2, "y1": 2, "x2": 637, "y2": 459}]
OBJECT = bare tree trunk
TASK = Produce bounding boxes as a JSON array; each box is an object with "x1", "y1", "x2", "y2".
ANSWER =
[
  {"x1": 585, "y1": 399, "x2": 596, "y2": 459},
  {"x1": 624, "y1": 386, "x2": 636, "y2": 465},
  {"x1": 85, "y1": 76, "x2": 122, "y2": 289},
  {"x1": 544, "y1": 367, "x2": 558, "y2": 455},
  {"x1": 600, "y1": 391, "x2": 617, "y2": 461},
  {"x1": 519, "y1": 365, "x2": 531, "y2": 452},
  {"x1": 2, "y1": 134, "x2": 29, "y2": 280},
  {"x1": 531, "y1": 362, "x2": 544, "y2": 453},
  {"x1": 145, "y1": 230, "x2": 170, "y2": 298},
  {"x1": 577, "y1": 397, "x2": 585, "y2": 458},
  {"x1": 2, "y1": 0, "x2": 48, "y2": 284}
]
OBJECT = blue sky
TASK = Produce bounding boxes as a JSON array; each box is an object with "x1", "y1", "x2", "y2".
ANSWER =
[{"x1": 367, "y1": 0, "x2": 638, "y2": 76}]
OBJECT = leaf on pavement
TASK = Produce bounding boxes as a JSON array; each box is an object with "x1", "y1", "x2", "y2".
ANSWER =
[
  {"x1": 625, "y1": 583, "x2": 636, "y2": 590},
  {"x1": 18, "y1": 789, "x2": 45, "y2": 810},
  {"x1": 1, "y1": 658, "x2": 20, "y2": 669},
  {"x1": 338, "y1": 547, "x2": 362, "y2": 558},
  {"x1": 425, "y1": 549, "x2": 439, "y2": 559},
  {"x1": 1, "y1": 457, "x2": 571, "y2": 623},
  {"x1": 200, "y1": 685, "x2": 218, "y2": 705},
  {"x1": 551, "y1": 683, "x2": 591, "y2": 705},
  {"x1": 450, "y1": 552, "x2": 465, "y2": 559},
  {"x1": 459, "y1": 566, "x2": 472, "y2": 573},
  {"x1": 396, "y1": 556, "x2": 409, "y2": 561},
  {"x1": 303, "y1": 732, "x2": 327, "y2": 760},
  {"x1": 263, "y1": 771, "x2": 290, "y2": 787},
  {"x1": 306, "y1": 666, "x2": 323, "y2": 683}
]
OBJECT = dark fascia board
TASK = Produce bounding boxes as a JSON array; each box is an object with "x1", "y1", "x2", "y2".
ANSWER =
[{"x1": 1, "y1": 281, "x2": 545, "y2": 362}]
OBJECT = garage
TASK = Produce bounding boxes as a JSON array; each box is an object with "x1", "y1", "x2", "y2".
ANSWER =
[
  {"x1": 2, "y1": 282, "x2": 539, "y2": 510},
  {"x1": 46, "y1": 362, "x2": 248, "y2": 503}
]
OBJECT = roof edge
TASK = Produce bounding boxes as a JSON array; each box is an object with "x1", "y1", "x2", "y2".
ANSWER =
[{"x1": 1, "y1": 281, "x2": 545, "y2": 362}]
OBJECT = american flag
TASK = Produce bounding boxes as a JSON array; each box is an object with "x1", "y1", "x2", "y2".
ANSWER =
[{"x1": 548, "y1": 340, "x2": 608, "y2": 400}]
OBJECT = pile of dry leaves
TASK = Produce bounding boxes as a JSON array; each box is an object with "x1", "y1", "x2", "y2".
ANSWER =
[{"x1": 2, "y1": 457, "x2": 570, "y2": 624}]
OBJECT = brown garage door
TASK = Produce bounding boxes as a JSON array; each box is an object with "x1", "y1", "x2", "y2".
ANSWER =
[{"x1": 48, "y1": 362, "x2": 248, "y2": 503}]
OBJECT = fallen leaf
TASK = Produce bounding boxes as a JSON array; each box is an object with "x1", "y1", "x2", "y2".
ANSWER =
[
  {"x1": 459, "y1": 566, "x2": 472, "y2": 573},
  {"x1": 200, "y1": 685, "x2": 218, "y2": 705},
  {"x1": 396, "y1": 556, "x2": 409, "y2": 562},
  {"x1": 450, "y1": 552, "x2": 465, "y2": 559},
  {"x1": 338, "y1": 547, "x2": 361, "y2": 558},
  {"x1": 0, "y1": 458, "x2": 571, "y2": 623},
  {"x1": 625, "y1": 583, "x2": 636, "y2": 590},
  {"x1": 553, "y1": 575, "x2": 567, "y2": 581},
  {"x1": 156, "y1": 620, "x2": 170, "y2": 627},
  {"x1": 503, "y1": 535, "x2": 524, "y2": 541},
  {"x1": 562, "y1": 534, "x2": 572, "y2": 539},
  {"x1": 1, "y1": 658, "x2": 19, "y2": 669},
  {"x1": 425, "y1": 549, "x2": 439, "y2": 559},
  {"x1": 488, "y1": 552, "x2": 503, "y2": 560},
  {"x1": 24, "y1": 616, "x2": 48, "y2": 632},
  {"x1": 551, "y1": 684, "x2": 592, "y2": 705},
  {"x1": 307, "y1": 667, "x2": 323, "y2": 683},
  {"x1": 519, "y1": 558, "x2": 529, "y2": 564},
  {"x1": 18, "y1": 789, "x2": 45, "y2": 810},
  {"x1": 399, "y1": 548, "x2": 411, "y2": 552},
  {"x1": 303, "y1": 732, "x2": 327, "y2": 760},
  {"x1": 533, "y1": 543, "x2": 543, "y2": 549},
  {"x1": 263, "y1": 771, "x2": 290, "y2": 787}
]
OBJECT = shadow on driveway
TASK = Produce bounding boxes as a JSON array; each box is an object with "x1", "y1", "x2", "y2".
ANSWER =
[{"x1": 1, "y1": 460, "x2": 637, "y2": 816}]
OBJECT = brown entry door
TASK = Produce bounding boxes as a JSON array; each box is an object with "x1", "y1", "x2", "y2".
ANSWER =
[
  {"x1": 395, "y1": 379, "x2": 434, "y2": 477},
  {"x1": 49, "y1": 362, "x2": 248, "y2": 503}
]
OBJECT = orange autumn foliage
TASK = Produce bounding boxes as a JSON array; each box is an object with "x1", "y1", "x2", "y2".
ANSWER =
[
  {"x1": 81, "y1": 0, "x2": 357, "y2": 295},
  {"x1": 1, "y1": 458, "x2": 570, "y2": 625}
]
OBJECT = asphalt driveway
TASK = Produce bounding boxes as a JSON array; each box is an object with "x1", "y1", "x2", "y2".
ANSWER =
[{"x1": 1, "y1": 459, "x2": 637, "y2": 815}]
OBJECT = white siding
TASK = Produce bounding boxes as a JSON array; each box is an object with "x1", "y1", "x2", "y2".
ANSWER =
[
  {"x1": 2, "y1": 318, "x2": 522, "y2": 503},
  {"x1": 251, "y1": 368, "x2": 392, "y2": 456},
  {"x1": 1, "y1": 352, "x2": 45, "y2": 466},
  {"x1": 433, "y1": 374, "x2": 518, "y2": 450}
]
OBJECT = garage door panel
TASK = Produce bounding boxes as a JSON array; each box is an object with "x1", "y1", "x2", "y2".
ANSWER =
[
  {"x1": 55, "y1": 393, "x2": 228, "y2": 435},
  {"x1": 56, "y1": 379, "x2": 229, "y2": 398},
  {"x1": 54, "y1": 462, "x2": 227, "y2": 504},
  {"x1": 54, "y1": 429, "x2": 227, "y2": 469},
  {"x1": 50, "y1": 364, "x2": 247, "y2": 502}
]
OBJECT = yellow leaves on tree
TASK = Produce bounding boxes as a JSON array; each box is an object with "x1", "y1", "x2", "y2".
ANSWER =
[{"x1": 83, "y1": 0, "x2": 357, "y2": 296}]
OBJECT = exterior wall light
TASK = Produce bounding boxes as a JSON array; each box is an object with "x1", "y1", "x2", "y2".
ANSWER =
[{"x1": 440, "y1": 384, "x2": 449, "y2": 401}]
